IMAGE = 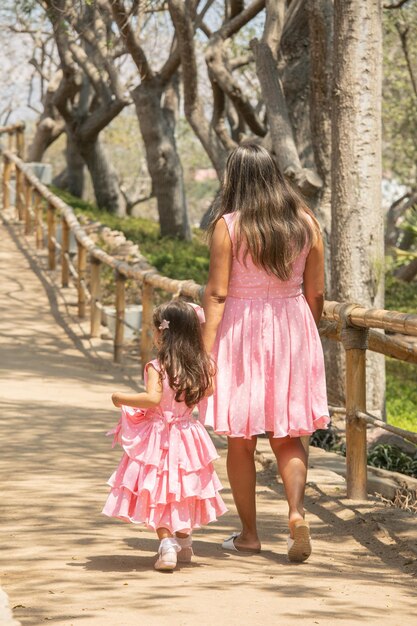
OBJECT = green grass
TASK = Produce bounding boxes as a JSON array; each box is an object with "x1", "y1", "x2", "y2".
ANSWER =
[
  {"x1": 386, "y1": 358, "x2": 417, "y2": 431},
  {"x1": 51, "y1": 186, "x2": 210, "y2": 285},
  {"x1": 385, "y1": 272, "x2": 417, "y2": 312}
]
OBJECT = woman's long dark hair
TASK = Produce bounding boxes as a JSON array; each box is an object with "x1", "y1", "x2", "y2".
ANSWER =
[
  {"x1": 208, "y1": 142, "x2": 320, "y2": 281},
  {"x1": 153, "y1": 300, "x2": 215, "y2": 408}
]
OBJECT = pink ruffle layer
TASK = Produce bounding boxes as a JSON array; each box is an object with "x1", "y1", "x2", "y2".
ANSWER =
[{"x1": 102, "y1": 412, "x2": 227, "y2": 533}]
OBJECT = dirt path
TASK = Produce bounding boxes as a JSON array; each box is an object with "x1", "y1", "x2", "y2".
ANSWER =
[{"x1": 0, "y1": 220, "x2": 416, "y2": 626}]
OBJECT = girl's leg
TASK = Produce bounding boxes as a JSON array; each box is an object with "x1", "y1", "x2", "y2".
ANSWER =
[
  {"x1": 157, "y1": 527, "x2": 173, "y2": 540},
  {"x1": 226, "y1": 435, "x2": 261, "y2": 551},
  {"x1": 175, "y1": 531, "x2": 190, "y2": 539},
  {"x1": 268, "y1": 434, "x2": 307, "y2": 533}
]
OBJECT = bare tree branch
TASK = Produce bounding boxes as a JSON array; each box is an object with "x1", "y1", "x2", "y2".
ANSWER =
[
  {"x1": 384, "y1": 0, "x2": 412, "y2": 8},
  {"x1": 395, "y1": 22, "x2": 417, "y2": 100},
  {"x1": 168, "y1": 0, "x2": 227, "y2": 175},
  {"x1": 110, "y1": 0, "x2": 153, "y2": 79}
]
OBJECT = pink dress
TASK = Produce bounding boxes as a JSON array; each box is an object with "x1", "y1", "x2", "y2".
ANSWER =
[
  {"x1": 201, "y1": 212, "x2": 330, "y2": 439},
  {"x1": 102, "y1": 360, "x2": 227, "y2": 533}
]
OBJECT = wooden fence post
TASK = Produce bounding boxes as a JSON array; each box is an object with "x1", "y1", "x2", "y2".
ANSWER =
[
  {"x1": 34, "y1": 193, "x2": 43, "y2": 249},
  {"x1": 90, "y1": 258, "x2": 101, "y2": 338},
  {"x1": 77, "y1": 241, "x2": 87, "y2": 318},
  {"x1": 340, "y1": 305, "x2": 369, "y2": 500},
  {"x1": 24, "y1": 180, "x2": 32, "y2": 235},
  {"x1": 141, "y1": 282, "x2": 154, "y2": 374},
  {"x1": 15, "y1": 167, "x2": 24, "y2": 221},
  {"x1": 47, "y1": 202, "x2": 56, "y2": 270},
  {"x1": 61, "y1": 216, "x2": 70, "y2": 287},
  {"x1": 2, "y1": 156, "x2": 11, "y2": 211},
  {"x1": 114, "y1": 271, "x2": 126, "y2": 363},
  {"x1": 16, "y1": 127, "x2": 25, "y2": 159}
]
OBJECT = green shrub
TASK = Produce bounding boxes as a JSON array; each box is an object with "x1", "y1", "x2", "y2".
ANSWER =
[
  {"x1": 385, "y1": 273, "x2": 417, "y2": 312},
  {"x1": 50, "y1": 186, "x2": 210, "y2": 285},
  {"x1": 367, "y1": 444, "x2": 417, "y2": 478},
  {"x1": 310, "y1": 425, "x2": 346, "y2": 455},
  {"x1": 386, "y1": 358, "x2": 417, "y2": 431}
]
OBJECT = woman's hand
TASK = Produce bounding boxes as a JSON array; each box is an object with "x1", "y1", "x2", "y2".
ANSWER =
[{"x1": 303, "y1": 230, "x2": 325, "y2": 326}]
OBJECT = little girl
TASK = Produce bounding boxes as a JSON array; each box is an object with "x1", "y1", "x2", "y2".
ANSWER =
[{"x1": 102, "y1": 299, "x2": 227, "y2": 571}]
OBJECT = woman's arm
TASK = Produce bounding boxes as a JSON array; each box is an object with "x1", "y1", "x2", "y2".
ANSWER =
[
  {"x1": 112, "y1": 366, "x2": 162, "y2": 408},
  {"x1": 303, "y1": 232, "x2": 325, "y2": 326},
  {"x1": 202, "y1": 218, "x2": 232, "y2": 353}
]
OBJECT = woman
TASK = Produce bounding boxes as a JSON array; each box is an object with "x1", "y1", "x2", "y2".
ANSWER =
[{"x1": 201, "y1": 143, "x2": 329, "y2": 562}]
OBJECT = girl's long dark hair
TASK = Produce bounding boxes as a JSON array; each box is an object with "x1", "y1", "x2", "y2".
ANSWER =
[
  {"x1": 208, "y1": 142, "x2": 320, "y2": 281},
  {"x1": 153, "y1": 300, "x2": 215, "y2": 408}
]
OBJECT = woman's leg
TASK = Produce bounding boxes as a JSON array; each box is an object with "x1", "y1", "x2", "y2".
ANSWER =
[
  {"x1": 226, "y1": 436, "x2": 261, "y2": 550},
  {"x1": 268, "y1": 435, "x2": 307, "y2": 534}
]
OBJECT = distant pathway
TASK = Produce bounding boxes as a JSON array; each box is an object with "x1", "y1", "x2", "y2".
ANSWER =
[{"x1": 0, "y1": 219, "x2": 416, "y2": 626}]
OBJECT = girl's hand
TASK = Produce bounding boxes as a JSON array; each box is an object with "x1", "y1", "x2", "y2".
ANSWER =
[
  {"x1": 110, "y1": 368, "x2": 163, "y2": 410},
  {"x1": 112, "y1": 392, "x2": 122, "y2": 408}
]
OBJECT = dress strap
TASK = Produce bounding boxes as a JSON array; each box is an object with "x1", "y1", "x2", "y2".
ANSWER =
[
  {"x1": 144, "y1": 359, "x2": 161, "y2": 383},
  {"x1": 222, "y1": 212, "x2": 237, "y2": 245}
]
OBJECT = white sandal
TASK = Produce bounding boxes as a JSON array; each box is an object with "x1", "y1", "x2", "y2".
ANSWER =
[
  {"x1": 222, "y1": 533, "x2": 261, "y2": 553},
  {"x1": 154, "y1": 537, "x2": 181, "y2": 571},
  {"x1": 287, "y1": 520, "x2": 312, "y2": 563}
]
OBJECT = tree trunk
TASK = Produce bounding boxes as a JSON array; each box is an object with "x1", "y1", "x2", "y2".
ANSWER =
[
  {"x1": 78, "y1": 135, "x2": 126, "y2": 216},
  {"x1": 27, "y1": 71, "x2": 66, "y2": 162},
  {"x1": 132, "y1": 78, "x2": 191, "y2": 240},
  {"x1": 281, "y1": 0, "x2": 315, "y2": 171},
  {"x1": 331, "y1": 0, "x2": 385, "y2": 413},
  {"x1": 65, "y1": 129, "x2": 86, "y2": 198},
  {"x1": 395, "y1": 257, "x2": 417, "y2": 282},
  {"x1": 27, "y1": 117, "x2": 65, "y2": 163}
]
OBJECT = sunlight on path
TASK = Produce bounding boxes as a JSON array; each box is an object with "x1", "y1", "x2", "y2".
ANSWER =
[{"x1": 0, "y1": 220, "x2": 416, "y2": 626}]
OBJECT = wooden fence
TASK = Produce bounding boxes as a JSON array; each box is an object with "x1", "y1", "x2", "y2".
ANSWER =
[{"x1": 1, "y1": 122, "x2": 416, "y2": 502}]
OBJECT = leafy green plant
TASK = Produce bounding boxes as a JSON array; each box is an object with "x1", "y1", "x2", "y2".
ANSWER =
[
  {"x1": 367, "y1": 444, "x2": 417, "y2": 478},
  {"x1": 310, "y1": 425, "x2": 346, "y2": 455},
  {"x1": 386, "y1": 358, "x2": 417, "y2": 431}
]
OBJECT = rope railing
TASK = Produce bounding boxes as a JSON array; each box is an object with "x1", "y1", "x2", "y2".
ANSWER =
[{"x1": 1, "y1": 122, "x2": 416, "y2": 502}]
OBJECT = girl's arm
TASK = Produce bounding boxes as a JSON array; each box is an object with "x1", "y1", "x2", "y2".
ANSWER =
[
  {"x1": 303, "y1": 231, "x2": 325, "y2": 326},
  {"x1": 202, "y1": 218, "x2": 232, "y2": 353},
  {"x1": 112, "y1": 366, "x2": 162, "y2": 408}
]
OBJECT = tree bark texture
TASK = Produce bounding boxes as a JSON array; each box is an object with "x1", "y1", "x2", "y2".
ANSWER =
[
  {"x1": 281, "y1": 0, "x2": 315, "y2": 171},
  {"x1": 252, "y1": 0, "x2": 322, "y2": 198},
  {"x1": 308, "y1": 0, "x2": 334, "y2": 398},
  {"x1": 168, "y1": 0, "x2": 228, "y2": 177},
  {"x1": 27, "y1": 71, "x2": 66, "y2": 162},
  {"x1": 331, "y1": 0, "x2": 385, "y2": 412},
  {"x1": 65, "y1": 129, "x2": 86, "y2": 198},
  {"x1": 111, "y1": 0, "x2": 191, "y2": 238},
  {"x1": 133, "y1": 78, "x2": 191, "y2": 240},
  {"x1": 78, "y1": 135, "x2": 126, "y2": 217}
]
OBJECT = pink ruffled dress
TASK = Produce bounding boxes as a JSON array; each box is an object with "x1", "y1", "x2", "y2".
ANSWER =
[
  {"x1": 201, "y1": 212, "x2": 330, "y2": 439},
  {"x1": 102, "y1": 360, "x2": 227, "y2": 534}
]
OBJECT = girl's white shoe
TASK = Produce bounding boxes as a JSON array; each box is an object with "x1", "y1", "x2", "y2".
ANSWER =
[
  {"x1": 175, "y1": 534, "x2": 193, "y2": 562},
  {"x1": 154, "y1": 537, "x2": 181, "y2": 571}
]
